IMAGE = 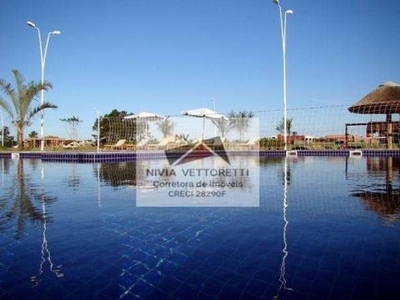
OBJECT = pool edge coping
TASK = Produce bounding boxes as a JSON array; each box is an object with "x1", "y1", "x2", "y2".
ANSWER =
[{"x1": 1, "y1": 149, "x2": 400, "y2": 163}]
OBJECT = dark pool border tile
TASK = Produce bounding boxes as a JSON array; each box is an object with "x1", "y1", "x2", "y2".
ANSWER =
[{"x1": 1, "y1": 149, "x2": 400, "y2": 163}]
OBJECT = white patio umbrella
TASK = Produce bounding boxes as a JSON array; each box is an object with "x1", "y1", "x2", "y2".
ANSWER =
[
  {"x1": 181, "y1": 107, "x2": 228, "y2": 140},
  {"x1": 124, "y1": 111, "x2": 165, "y2": 122},
  {"x1": 124, "y1": 111, "x2": 165, "y2": 138}
]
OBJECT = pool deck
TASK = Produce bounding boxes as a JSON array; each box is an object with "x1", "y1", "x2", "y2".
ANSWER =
[{"x1": 1, "y1": 149, "x2": 400, "y2": 162}]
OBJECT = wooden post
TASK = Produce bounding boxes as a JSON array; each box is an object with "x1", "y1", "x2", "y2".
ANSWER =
[
  {"x1": 387, "y1": 156, "x2": 393, "y2": 194},
  {"x1": 387, "y1": 114, "x2": 393, "y2": 149}
]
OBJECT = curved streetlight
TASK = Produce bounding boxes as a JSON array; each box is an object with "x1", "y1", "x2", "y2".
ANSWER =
[
  {"x1": 27, "y1": 21, "x2": 61, "y2": 151},
  {"x1": 273, "y1": 1, "x2": 293, "y2": 151}
]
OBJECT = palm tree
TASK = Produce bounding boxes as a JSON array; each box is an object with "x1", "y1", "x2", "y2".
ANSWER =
[
  {"x1": 2, "y1": 159, "x2": 56, "y2": 240},
  {"x1": 228, "y1": 111, "x2": 255, "y2": 141},
  {"x1": 0, "y1": 70, "x2": 57, "y2": 149},
  {"x1": 60, "y1": 116, "x2": 82, "y2": 141},
  {"x1": 211, "y1": 118, "x2": 231, "y2": 138},
  {"x1": 157, "y1": 117, "x2": 174, "y2": 138},
  {"x1": 276, "y1": 117, "x2": 293, "y2": 135}
]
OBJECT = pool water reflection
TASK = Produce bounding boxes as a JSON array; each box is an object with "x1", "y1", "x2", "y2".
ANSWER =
[{"x1": 0, "y1": 156, "x2": 399, "y2": 299}]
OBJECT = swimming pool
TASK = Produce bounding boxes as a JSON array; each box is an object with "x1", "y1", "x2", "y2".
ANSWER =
[{"x1": 1, "y1": 155, "x2": 399, "y2": 299}]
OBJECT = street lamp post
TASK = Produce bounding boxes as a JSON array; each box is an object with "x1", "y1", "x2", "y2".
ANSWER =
[
  {"x1": 211, "y1": 98, "x2": 217, "y2": 135},
  {"x1": 0, "y1": 110, "x2": 4, "y2": 147},
  {"x1": 95, "y1": 109, "x2": 101, "y2": 154},
  {"x1": 27, "y1": 21, "x2": 60, "y2": 151},
  {"x1": 273, "y1": 0, "x2": 293, "y2": 151}
]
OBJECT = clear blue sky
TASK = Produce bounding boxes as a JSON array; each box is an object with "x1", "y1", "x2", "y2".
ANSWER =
[{"x1": 1, "y1": 0, "x2": 400, "y2": 139}]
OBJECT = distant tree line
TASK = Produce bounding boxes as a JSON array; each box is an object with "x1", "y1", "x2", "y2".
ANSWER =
[
  {"x1": 0, "y1": 126, "x2": 15, "y2": 147},
  {"x1": 0, "y1": 69, "x2": 296, "y2": 149}
]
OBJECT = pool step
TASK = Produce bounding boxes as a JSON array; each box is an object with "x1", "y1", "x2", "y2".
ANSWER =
[
  {"x1": 11, "y1": 153, "x2": 20, "y2": 160},
  {"x1": 286, "y1": 150, "x2": 298, "y2": 157},
  {"x1": 349, "y1": 150, "x2": 362, "y2": 157}
]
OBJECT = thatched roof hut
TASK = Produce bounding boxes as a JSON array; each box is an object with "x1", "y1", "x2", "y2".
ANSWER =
[
  {"x1": 348, "y1": 81, "x2": 400, "y2": 148},
  {"x1": 348, "y1": 81, "x2": 400, "y2": 114}
]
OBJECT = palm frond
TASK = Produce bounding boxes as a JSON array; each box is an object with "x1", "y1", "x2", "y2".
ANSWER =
[
  {"x1": 28, "y1": 101, "x2": 58, "y2": 120},
  {"x1": 0, "y1": 79, "x2": 17, "y2": 107},
  {"x1": 0, "y1": 97, "x2": 14, "y2": 119},
  {"x1": 12, "y1": 70, "x2": 26, "y2": 104}
]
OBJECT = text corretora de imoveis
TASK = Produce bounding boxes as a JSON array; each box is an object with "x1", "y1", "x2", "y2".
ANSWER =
[{"x1": 146, "y1": 168, "x2": 250, "y2": 177}]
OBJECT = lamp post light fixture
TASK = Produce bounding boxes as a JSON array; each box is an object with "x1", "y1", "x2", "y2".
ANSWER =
[
  {"x1": 273, "y1": 0, "x2": 293, "y2": 151},
  {"x1": 210, "y1": 98, "x2": 216, "y2": 111},
  {"x1": 27, "y1": 21, "x2": 60, "y2": 151}
]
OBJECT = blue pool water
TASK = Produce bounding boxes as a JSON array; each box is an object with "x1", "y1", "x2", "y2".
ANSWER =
[{"x1": 0, "y1": 155, "x2": 399, "y2": 299}]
